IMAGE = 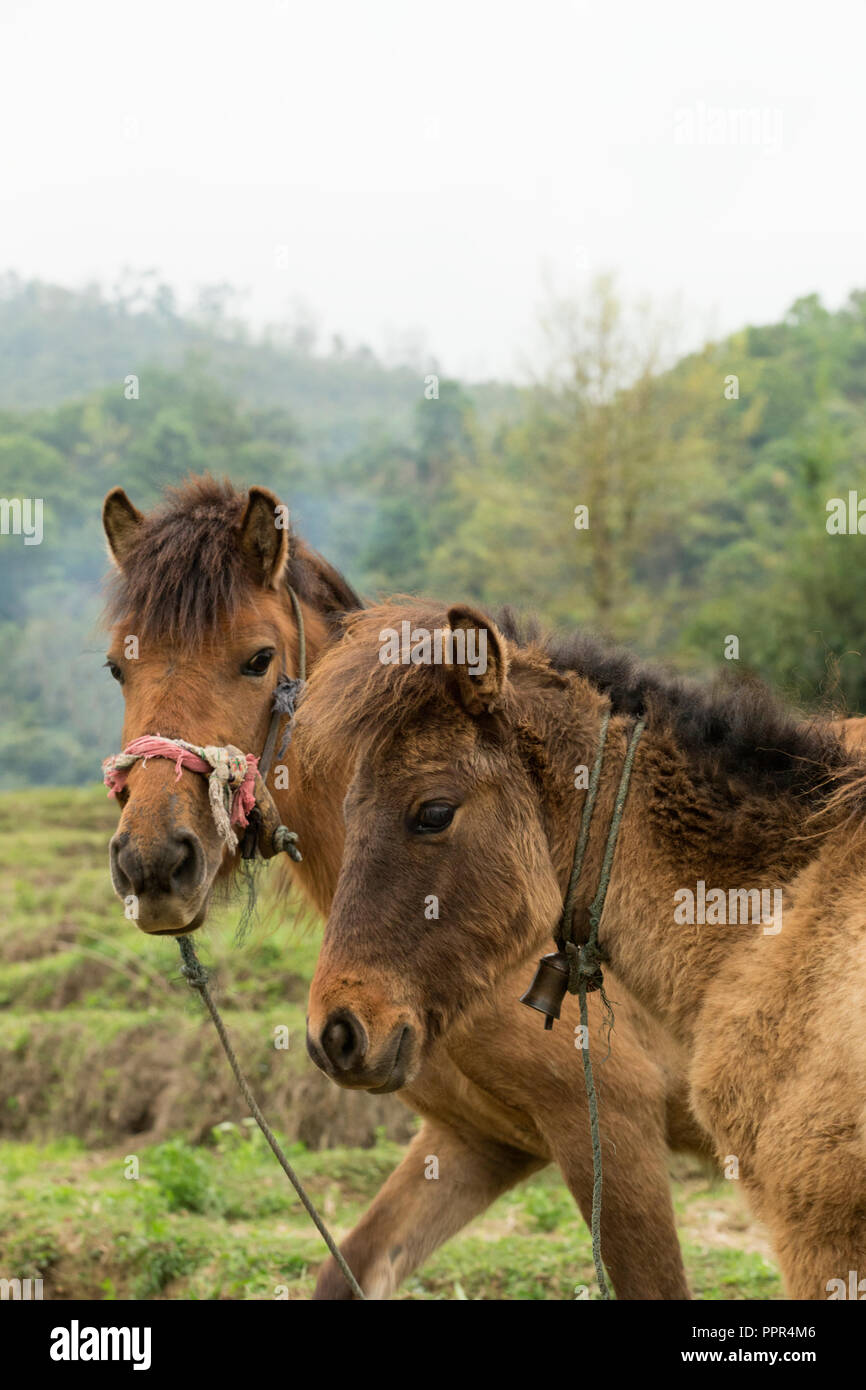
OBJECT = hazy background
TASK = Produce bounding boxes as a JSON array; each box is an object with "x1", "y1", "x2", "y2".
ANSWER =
[
  {"x1": 2, "y1": 0, "x2": 865, "y2": 376},
  {"x1": 1, "y1": 0, "x2": 866, "y2": 786}
]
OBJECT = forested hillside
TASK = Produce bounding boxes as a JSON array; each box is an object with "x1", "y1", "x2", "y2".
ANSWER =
[{"x1": 2, "y1": 274, "x2": 866, "y2": 787}]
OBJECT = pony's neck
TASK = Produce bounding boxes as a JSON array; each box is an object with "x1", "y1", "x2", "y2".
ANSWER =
[{"x1": 531, "y1": 676, "x2": 829, "y2": 1043}]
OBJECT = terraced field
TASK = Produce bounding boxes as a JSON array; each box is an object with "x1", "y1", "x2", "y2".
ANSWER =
[{"x1": 0, "y1": 787, "x2": 782, "y2": 1299}]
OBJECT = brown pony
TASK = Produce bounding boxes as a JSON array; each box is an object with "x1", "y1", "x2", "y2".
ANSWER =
[
  {"x1": 102, "y1": 476, "x2": 357, "y2": 925},
  {"x1": 297, "y1": 599, "x2": 866, "y2": 1300},
  {"x1": 102, "y1": 477, "x2": 708, "y2": 1300}
]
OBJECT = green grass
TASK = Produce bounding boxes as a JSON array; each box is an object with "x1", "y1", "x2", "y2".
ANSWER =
[
  {"x1": 0, "y1": 1134, "x2": 782, "y2": 1300},
  {"x1": 0, "y1": 785, "x2": 784, "y2": 1299}
]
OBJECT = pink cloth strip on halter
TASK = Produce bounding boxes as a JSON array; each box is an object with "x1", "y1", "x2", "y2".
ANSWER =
[{"x1": 103, "y1": 736, "x2": 258, "y2": 829}]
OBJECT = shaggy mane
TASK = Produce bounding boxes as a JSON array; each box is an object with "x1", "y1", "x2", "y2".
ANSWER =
[
  {"x1": 297, "y1": 600, "x2": 852, "y2": 805},
  {"x1": 104, "y1": 475, "x2": 361, "y2": 642},
  {"x1": 496, "y1": 608, "x2": 849, "y2": 801}
]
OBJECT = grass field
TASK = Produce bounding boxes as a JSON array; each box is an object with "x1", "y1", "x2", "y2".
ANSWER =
[{"x1": 0, "y1": 787, "x2": 783, "y2": 1299}]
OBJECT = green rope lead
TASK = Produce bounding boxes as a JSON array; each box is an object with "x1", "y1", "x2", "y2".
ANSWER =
[
  {"x1": 176, "y1": 935, "x2": 366, "y2": 1301},
  {"x1": 586, "y1": 718, "x2": 646, "y2": 945},
  {"x1": 574, "y1": 716, "x2": 646, "y2": 1302},
  {"x1": 556, "y1": 711, "x2": 611, "y2": 961},
  {"x1": 577, "y1": 972, "x2": 607, "y2": 1297}
]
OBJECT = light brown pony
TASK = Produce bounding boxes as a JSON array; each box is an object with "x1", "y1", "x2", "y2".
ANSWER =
[
  {"x1": 297, "y1": 599, "x2": 866, "y2": 1300},
  {"x1": 102, "y1": 477, "x2": 708, "y2": 1300}
]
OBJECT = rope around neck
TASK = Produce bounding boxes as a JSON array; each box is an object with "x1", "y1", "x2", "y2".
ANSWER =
[
  {"x1": 177, "y1": 935, "x2": 365, "y2": 1299},
  {"x1": 253, "y1": 586, "x2": 306, "y2": 791},
  {"x1": 556, "y1": 711, "x2": 611, "y2": 986},
  {"x1": 556, "y1": 713, "x2": 646, "y2": 1301}
]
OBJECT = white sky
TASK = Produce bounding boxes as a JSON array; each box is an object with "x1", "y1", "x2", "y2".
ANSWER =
[{"x1": 1, "y1": 0, "x2": 864, "y2": 378}]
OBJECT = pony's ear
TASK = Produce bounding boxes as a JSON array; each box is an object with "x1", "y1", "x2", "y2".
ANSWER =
[
  {"x1": 103, "y1": 488, "x2": 144, "y2": 568},
  {"x1": 239, "y1": 486, "x2": 290, "y2": 589},
  {"x1": 446, "y1": 605, "x2": 509, "y2": 715}
]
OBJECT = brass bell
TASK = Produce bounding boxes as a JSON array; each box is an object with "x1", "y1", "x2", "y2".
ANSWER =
[{"x1": 519, "y1": 950, "x2": 571, "y2": 1029}]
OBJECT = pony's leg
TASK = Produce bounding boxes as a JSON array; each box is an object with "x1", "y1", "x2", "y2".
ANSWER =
[
  {"x1": 774, "y1": 1237, "x2": 848, "y2": 1300},
  {"x1": 313, "y1": 1118, "x2": 545, "y2": 1299},
  {"x1": 549, "y1": 1120, "x2": 690, "y2": 1299},
  {"x1": 766, "y1": 1212, "x2": 866, "y2": 1300}
]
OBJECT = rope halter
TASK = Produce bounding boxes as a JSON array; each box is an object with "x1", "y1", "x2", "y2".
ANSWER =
[{"x1": 102, "y1": 736, "x2": 258, "y2": 852}]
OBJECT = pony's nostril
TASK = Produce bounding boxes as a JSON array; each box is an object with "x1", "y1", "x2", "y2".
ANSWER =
[
  {"x1": 320, "y1": 1012, "x2": 367, "y2": 1072},
  {"x1": 168, "y1": 831, "x2": 205, "y2": 895},
  {"x1": 109, "y1": 829, "x2": 204, "y2": 900},
  {"x1": 110, "y1": 832, "x2": 140, "y2": 896}
]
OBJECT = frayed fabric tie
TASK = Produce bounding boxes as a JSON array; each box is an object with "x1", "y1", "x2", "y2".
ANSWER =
[{"x1": 102, "y1": 736, "x2": 258, "y2": 852}]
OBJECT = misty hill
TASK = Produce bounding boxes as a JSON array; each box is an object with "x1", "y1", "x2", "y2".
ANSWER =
[
  {"x1": 2, "y1": 276, "x2": 866, "y2": 788},
  {"x1": 0, "y1": 273, "x2": 519, "y2": 467}
]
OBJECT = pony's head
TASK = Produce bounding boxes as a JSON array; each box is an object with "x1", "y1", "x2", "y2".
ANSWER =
[
  {"x1": 102, "y1": 475, "x2": 357, "y2": 934},
  {"x1": 295, "y1": 601, "x2": 578, "y2": 1092},
  {"x1": 297, "y1": 599, "x2": 859, "y2": 1093}
]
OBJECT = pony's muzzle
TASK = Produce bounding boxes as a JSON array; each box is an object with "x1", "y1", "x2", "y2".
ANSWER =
[
  {"x1": 109, "y1": 826, "x2": 207, "y2": 931},
  {"x1": 307, "y1": 1011, "x2": 415, "y2": 1093}
]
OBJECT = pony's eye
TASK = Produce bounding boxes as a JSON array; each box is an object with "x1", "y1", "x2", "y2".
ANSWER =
[
  {"x1": 105, "y1": 659, "x2": 123, "y2": 684},
  {"x1": 242, "y1": 649, "x2": 274, "y2": 676},
  {"x1": 413, "y1": 802, "x2": 456, "y2": 834}
]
